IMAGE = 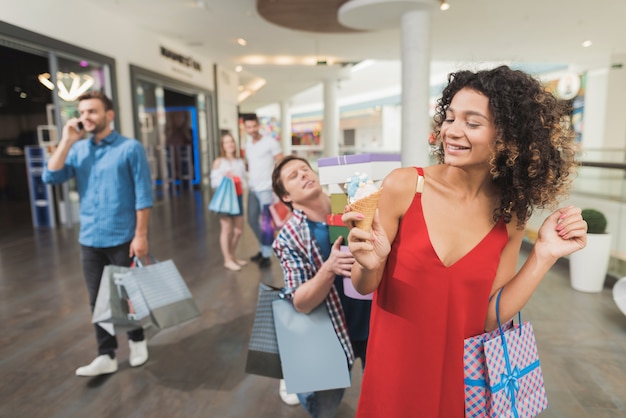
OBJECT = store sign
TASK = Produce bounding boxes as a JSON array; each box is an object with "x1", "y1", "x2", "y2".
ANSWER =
[{"x1": 160, "y1": 46, "x2": 202, "y2": 72}]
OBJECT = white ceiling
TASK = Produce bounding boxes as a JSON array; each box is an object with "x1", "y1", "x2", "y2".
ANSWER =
[{"x1": 84, "y1": 0, "x2": 626, "y2": 112}]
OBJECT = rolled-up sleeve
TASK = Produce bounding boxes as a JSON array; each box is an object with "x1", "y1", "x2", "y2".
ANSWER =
[
  {"x1": 42, "y1": 154, "x2": 75, "y2": 184},
  {"x1": 129, "y1": 142, "x2": 153, "y2": 210}
]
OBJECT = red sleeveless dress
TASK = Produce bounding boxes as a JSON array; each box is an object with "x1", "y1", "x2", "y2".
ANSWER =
[{"x1": 356, "y1": 167, "x2": 508, "y2": 417}]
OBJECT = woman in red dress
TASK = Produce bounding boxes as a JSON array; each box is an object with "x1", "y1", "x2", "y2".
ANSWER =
[{"x1": 343, "y1": 66, "x2": 588, "y2": 417}]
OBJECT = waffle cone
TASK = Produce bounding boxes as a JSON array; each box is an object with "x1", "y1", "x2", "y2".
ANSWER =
[{"x1": 351, "y1": 188, "x2": 383, "y2": 232}]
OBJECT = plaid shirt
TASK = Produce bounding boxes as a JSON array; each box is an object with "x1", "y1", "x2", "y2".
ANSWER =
[{"x1": 272, "y1": 209, "x2": 355, "y2": 366}]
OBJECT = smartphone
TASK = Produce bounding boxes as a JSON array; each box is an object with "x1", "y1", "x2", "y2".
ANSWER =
[{"x1": 76, "y1": 121, "x2": 84, "y2": 132}]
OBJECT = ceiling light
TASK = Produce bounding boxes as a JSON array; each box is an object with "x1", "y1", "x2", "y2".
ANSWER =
[
  {"x1": 248, "y1": 78, "x2": 267, "y2": 91},
  {"x1": 237, "y1": 38, "x2": 247, "y2": 46},
  {"x1": 235, "y1": 65, "x2": 243, "y2": 72},
  {"x1": 274, "y1": 56, "x2": 295, "y2": 65},
  {"x1": 38, "y1": 72, "x2": 95, "y2": 102},
  {"x1": 439, "y1": 0, "x2": 450, "y2": 11},
  {"x1": 241, "y1": 55, "x2": 268, "y2": 65},
  {"x1": 582, "y1": 40, "x2": 592, "y2": 48},
  {"x1": 238, "y1": 90, "x2": 252, "y2": 103},
  {"x1": 350, "y1": 59, "x2": 374, "y2": 73}
]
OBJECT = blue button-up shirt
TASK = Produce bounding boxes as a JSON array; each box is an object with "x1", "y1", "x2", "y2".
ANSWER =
[{"x1": 42, "y1": 131, "x2": 153, "y2": 248}]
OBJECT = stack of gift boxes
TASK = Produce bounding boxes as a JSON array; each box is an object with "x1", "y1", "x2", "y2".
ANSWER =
[{"x1": 317, "y1": 153, "x2": 402, "y2": 299}]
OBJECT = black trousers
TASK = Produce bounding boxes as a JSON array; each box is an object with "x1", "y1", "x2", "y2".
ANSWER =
[{"x1": 80, "y1": 242, "x2": 144, "y2": 357}]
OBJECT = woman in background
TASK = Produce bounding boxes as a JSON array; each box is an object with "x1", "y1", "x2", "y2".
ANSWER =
[{"x1": 211, "y1": 132, "x2": 247, "y2": 271}]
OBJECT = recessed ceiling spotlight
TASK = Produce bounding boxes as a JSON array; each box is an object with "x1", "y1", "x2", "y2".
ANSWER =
[
  {"x1": 237, "y1": 38, "x2": 247, "y2": 46},
  {"x1": 235, "y1": 65, "x2": 243, "y2": 73},
  {"x1": 439, "y1": 0, "x2": 450, "y2": 11},
  {"x1": 582, "y1": 40, "x2": 592, "y2": 48}
]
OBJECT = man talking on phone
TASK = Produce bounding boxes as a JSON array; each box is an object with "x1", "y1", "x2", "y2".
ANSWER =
[{"x1": 43, "y1": 91, "x2": 153, "y2": 377}]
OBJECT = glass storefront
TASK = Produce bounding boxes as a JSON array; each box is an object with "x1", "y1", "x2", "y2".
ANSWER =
[
  {"x1": 130, "y1": 65, "x2": 216, "y2": 196},
  {"x1": 0, "y1": 32, "x2": 115, "y2": 236},
  {"x1": 0, "y1": 23, "x2": 216, "y2": 239}
]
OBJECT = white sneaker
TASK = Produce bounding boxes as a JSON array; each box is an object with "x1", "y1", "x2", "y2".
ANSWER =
[
  {"x1": 129, "y1": 339, "x2": 149, "y2": 367},
  {"x1": 75, "y1": 355, "x2": 118, "y2": 377},
  {"x1": 279, "y1": 379, "x2": 300, "y2": 406}
]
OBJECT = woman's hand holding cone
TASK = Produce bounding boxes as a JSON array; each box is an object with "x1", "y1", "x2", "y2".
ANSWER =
[{"x1": 342, "y1": 208, "x2": 390, "y2": 272}]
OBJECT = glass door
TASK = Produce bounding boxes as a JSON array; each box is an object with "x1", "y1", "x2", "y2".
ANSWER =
[{"x1": 131, "y1": 66, "x2": 216, "y2": 195}]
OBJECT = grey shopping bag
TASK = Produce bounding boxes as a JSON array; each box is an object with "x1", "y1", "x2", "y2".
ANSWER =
[
  {"x1": 117, "y1": 259, "x2": 201, "y2": 329},
  {"x1": 91, "y1": 264, "x2": 155, "y2": 336},
  {"x1": 272, "y1": 299, "x2": 351, "y2": 394},
  {"x1": 245, "y1": 283, "x2": 284, "y2": 379}
]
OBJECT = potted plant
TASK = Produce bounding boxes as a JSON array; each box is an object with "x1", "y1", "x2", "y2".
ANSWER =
[{"x1": 569, "y1": 209, "x2": 612, "y2": 292}]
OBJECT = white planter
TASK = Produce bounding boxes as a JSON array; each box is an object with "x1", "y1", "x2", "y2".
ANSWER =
[{"x1": 569, "y1": 233, "x2": 612, "y2": 292}]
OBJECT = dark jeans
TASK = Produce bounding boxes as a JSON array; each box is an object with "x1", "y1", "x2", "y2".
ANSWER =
[{"x1": 81, "y1": 242, "x2": 144, "y2": 357}]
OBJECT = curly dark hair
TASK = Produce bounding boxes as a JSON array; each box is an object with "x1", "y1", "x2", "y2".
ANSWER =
[{"x1": 432, "y1": 65, "x2": 577, "y2": 228}]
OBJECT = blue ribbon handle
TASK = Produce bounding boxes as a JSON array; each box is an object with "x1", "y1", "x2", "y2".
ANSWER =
[{"x1": 494, "y1": 288, "x2": 522, "y2": 418}]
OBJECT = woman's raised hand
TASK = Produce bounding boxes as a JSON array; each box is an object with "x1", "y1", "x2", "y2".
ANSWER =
[{"x1": 535, "y1": 206, "x2": 587, "y2": 260}]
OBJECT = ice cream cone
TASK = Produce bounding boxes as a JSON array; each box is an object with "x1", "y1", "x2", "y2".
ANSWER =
[{"x1": 351, "y1": 188, "x2": 383, "y2": 232}]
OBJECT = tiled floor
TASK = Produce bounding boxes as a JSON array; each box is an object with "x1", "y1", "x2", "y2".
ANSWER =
[{"x1": 0, "y1": 190, "x2": 624, "y2": 417}]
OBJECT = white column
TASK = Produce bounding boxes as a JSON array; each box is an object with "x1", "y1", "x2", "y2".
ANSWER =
[
  {"x1": 322, "y1": 78, "x2": 340, "y2": 157},
  {"x1": 401, "y1": 9, "x2": 431, "y2": 168},
  {"x1": 280, "y1": 100, "x2": 292, "y2": 156},
  {"x1": 601, "y1": 55, "x2": 626, "y2": 150}
]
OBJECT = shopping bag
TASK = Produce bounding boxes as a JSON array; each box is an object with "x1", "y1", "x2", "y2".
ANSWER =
[
  {"x1": 117, "y1": 259, "x2": 201, "y2": 329},
  {"x1": 91, "y1": 264, "x2": 155, "y2": 336},
  {"x1": 209, "y1": 176, "x2": 240, "y2": 215},
  {"x1": 245, "y1": 283, "x2": 284, "y2": 379},
  {"x1": 268, "y1": 199, "x2": 292, "y2": 229},
  {"x1": 464, "y1": 290, "x2": 548, "y2": 418},
  {"x1": 484, "y1": 294, "x2": 548, "y2": 417},
  {"x1": 260, "y1": 203, "x2": 275, "y2": 245},
  {"x1": 232, "y1": 175, "x2": 243, "y2": 196},
  {"x1": 272, "y1": 298, "x2": 351, "y2": 394},
  {"x1": 464, "y1": 321, "x2": 513, "y2": 417}
]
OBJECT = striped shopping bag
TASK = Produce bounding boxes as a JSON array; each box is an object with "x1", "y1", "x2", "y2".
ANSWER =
[{"x1": 245, "y1": 283, "x2": 284, "y2": 379}]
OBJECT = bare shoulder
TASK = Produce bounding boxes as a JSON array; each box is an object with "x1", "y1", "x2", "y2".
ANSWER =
[
  {"x1": 422, "y1": 164, "x2": 445, "y2": 182},
  {"x1": 212, "y1": 157, "x2": 223, "y2": 169},
  {"x1": 382, "y1": 167, "x2": 419, "y2": 192},
  {"x1": 380, "y1": 167, "x2": 420, "y2": 216}
]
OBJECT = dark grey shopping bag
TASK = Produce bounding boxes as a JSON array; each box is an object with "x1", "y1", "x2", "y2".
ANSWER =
[{"x1": 245, "y1": 283, "x2": 284, "y2": 379}]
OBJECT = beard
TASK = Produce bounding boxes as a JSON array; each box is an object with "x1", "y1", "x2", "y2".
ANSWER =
[{"x1": 87, "y1": 119, "x2": 108, "y2": 135}]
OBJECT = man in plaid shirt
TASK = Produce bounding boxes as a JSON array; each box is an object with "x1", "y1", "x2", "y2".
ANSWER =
[{"x1": 272, "y1": 155, "x2": 371, "y2": 417}]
